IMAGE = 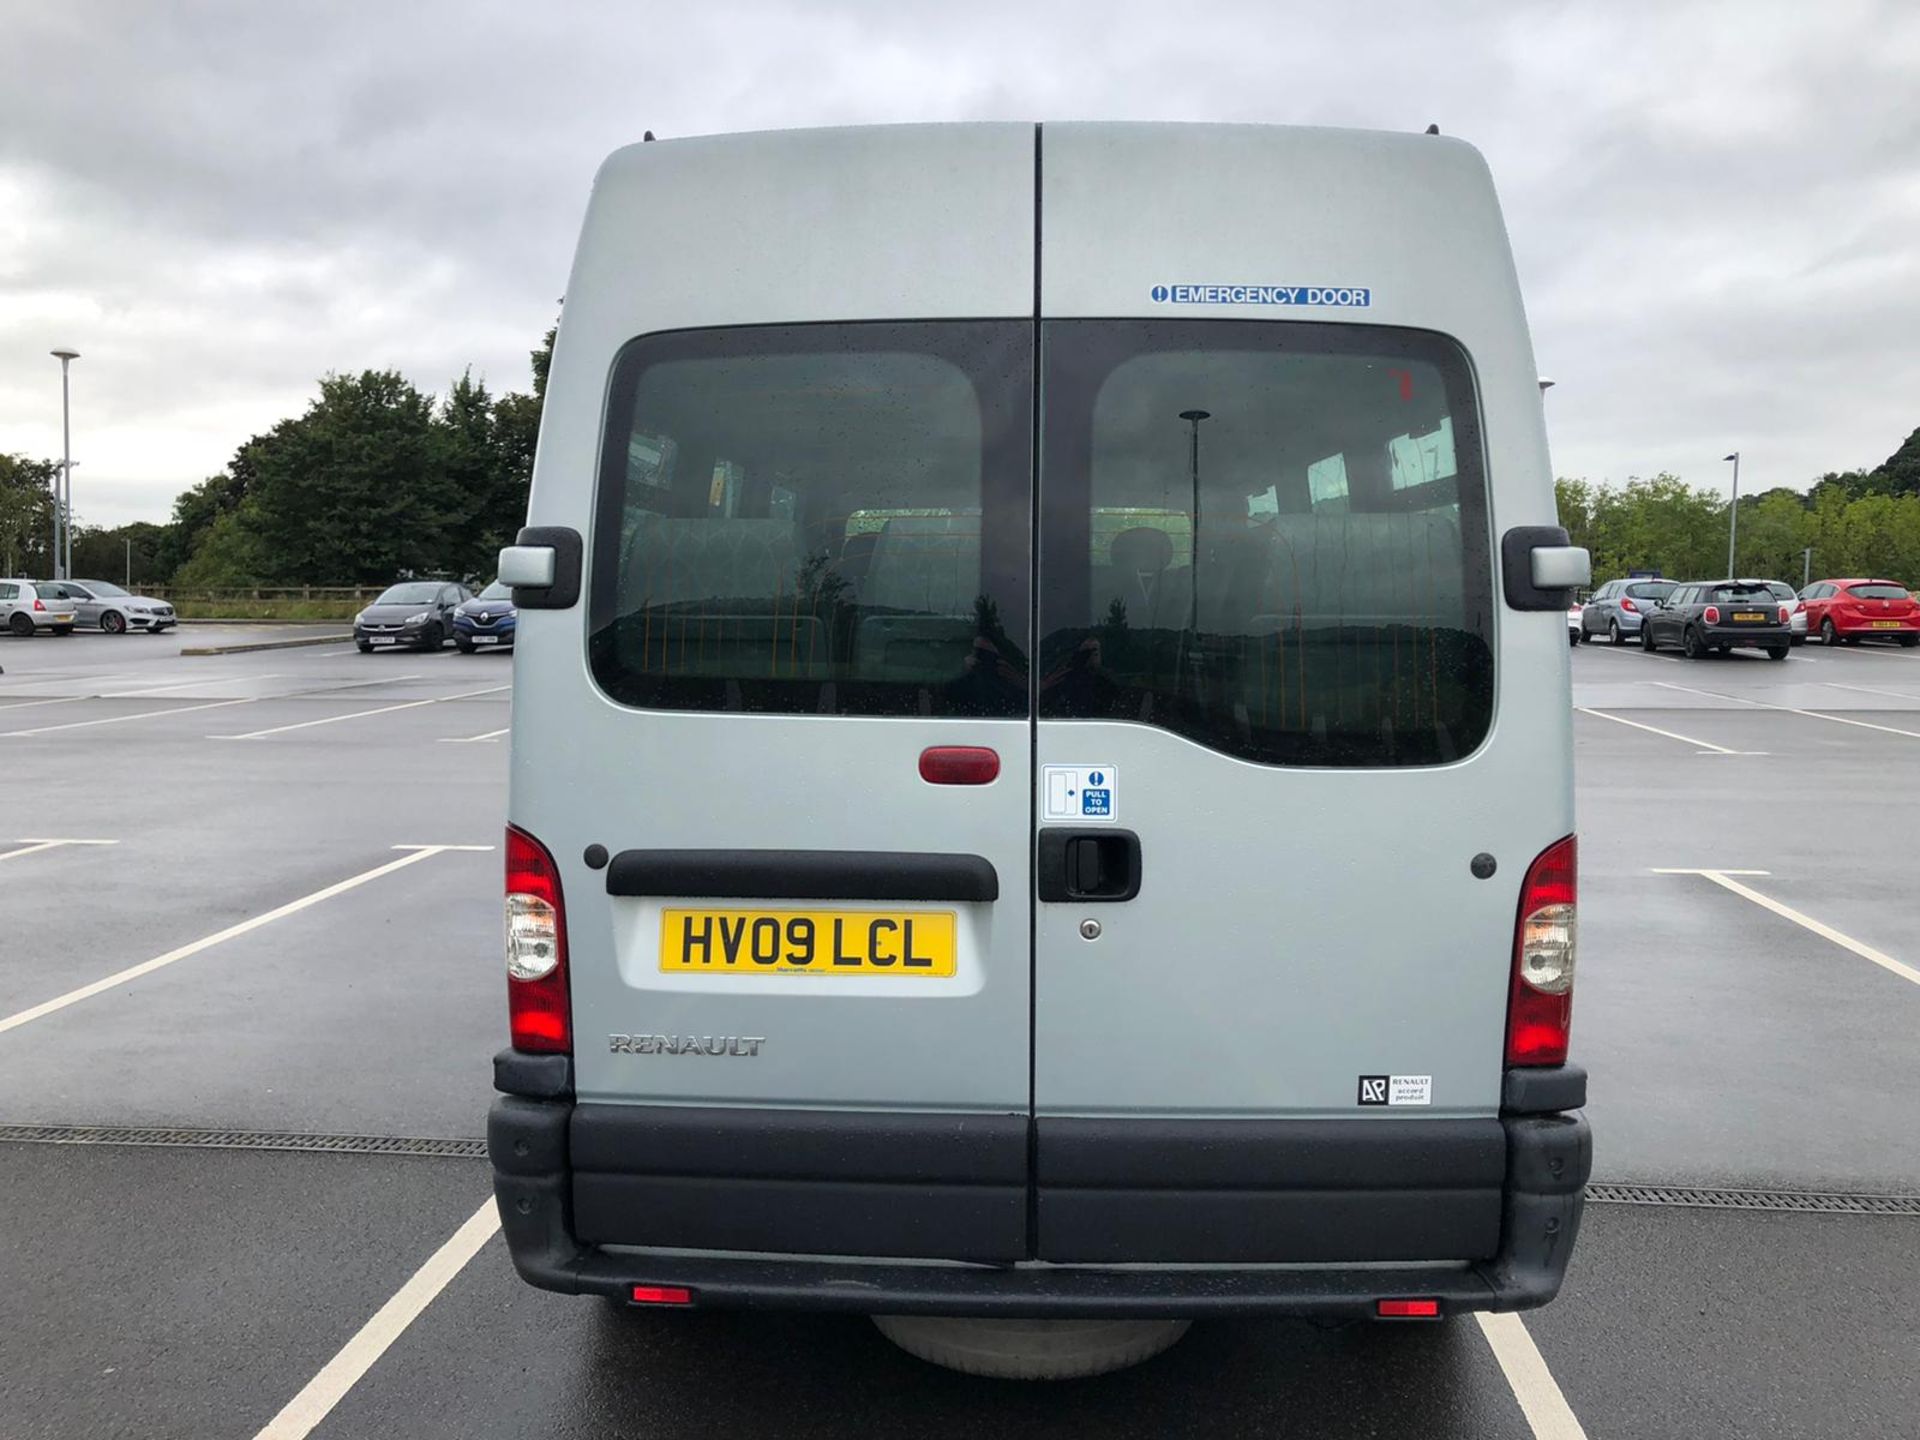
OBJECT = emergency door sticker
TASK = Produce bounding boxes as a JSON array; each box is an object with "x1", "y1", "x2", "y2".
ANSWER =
[
  {"x1": 1358, "y1": 1074, "x2": 1432, "y2": 1107},
  {"x1": 1042, "y1": 765, "x2": 1119, "y2": 823}
]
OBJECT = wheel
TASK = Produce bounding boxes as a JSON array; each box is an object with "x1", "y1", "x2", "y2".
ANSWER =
[
  {"x1": 417, "y1": 622, "x2": 445, "y2": 652},
  {"x1": 51, "y1": 625, "x2": 73, "y2": 636},
  {"x1": 8, "y1": 612, "x2": 34, "y2": 637},
  {"x1": 455, "y1": 636, "x2": 475, "y2": 654},
  {"x1": 1682, "y1": 626, "x2": 1707, "y2": 659},
  {"x1": 1821, "y1": 619, "x2": 1842, "y2": 646},
  {"x1": 1609, "y1": 619, "x2": 1624, "y2": 646},
  {"x1": 1640, "y1": 622, "x2": 1657, "y2": 652},
  {"x1": 871, "y1": 1316, "x2": 1192, "y2": 1380},
  {"x1": 356, "y1": 641, "x2": 374, "y2": 654},
  {"x1": 101, "y1": 610, "x2": 126, "y2": 634},
  {"x1": 1766, "y1": 646, "x2": 1789, "y2": 661},
  {"x1": 1900, "y1": 635, "x2": 1919, "y2": 649}
]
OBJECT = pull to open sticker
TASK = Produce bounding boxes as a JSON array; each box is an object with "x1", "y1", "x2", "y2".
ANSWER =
[
  {"x1": 1042, "y1": 765, "x2": 1119, "y2": 823},
  {"x1": 1358, "y1": 1075, "x2": 1432, "y2": 1107}
]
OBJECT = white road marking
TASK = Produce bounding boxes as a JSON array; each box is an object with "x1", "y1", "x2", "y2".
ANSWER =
[
  {"x1": 1651, "y1": 867, "x2": 1771, "y2": 876},
  {"x1": 1476, "y1": 1312, "x2": 1590, "y2": 1440},
  {"x1": 391, "y1": 843, "x2": 496, "y2": 852},
  {"x1": 0, "y1": 696, "x2": 257, "y2": 737},
  {"x1": 0, "y1": 695, "x2": 94, "y2": 713},
  {"x1": 214, "y1": 685, "x2": 508, "y2": 740},
  {"x1": 1649, "y1": 679, "x2": 1920, "y2": 740},
  {"x1": 0, "y1": 838, "x2": 118, "y2": 863},
  {"x1": 438, "y1": 727, "x2": 510, "y2": 744},
  {"x1": 1655, "y1": 868, "x2": 1920, "y2": 988},
  {"x1": 251, "y1": 1198, "x2": 500, "y2": 1440},
  {"x1": 101, "y1": 674, "x2": 283, "y2": 698},
  {"x1": 1820, "y1": 681, "x2": 1920, "y2": 703},
  {"x1": 1575, "y1": 707, "x2": 1760, "y2": 755},
  {"x1": 0, "y1": 846, "x2": 451, "y2": 1034}
]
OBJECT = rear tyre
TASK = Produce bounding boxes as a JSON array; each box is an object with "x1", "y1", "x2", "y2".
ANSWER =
[
  {"x1": 871, "y1": 1316, "x2": 1192, "y2": 1381},
  {"x1": 1900, "y1": 635, "x2": 1919, "y2": 649},
  {"x1": 1821, "y1": 619, "x2": 1843, "y2": 646},
  {"x1": 1609, "y1": 619, "x2": 1624, "y2": 646},
  {"x1": 101, "y1": 610, "x2": 126, "y2": 634},
  {"x1": 8, "y1": 613, "x2": 34, "y2": 637},
  {"x1": 1766, "y1": 645, "x2": 1789, "y2": 661},
  {"x1": 1683, "y1": 626, "x2": 1707, "y2": 659}
]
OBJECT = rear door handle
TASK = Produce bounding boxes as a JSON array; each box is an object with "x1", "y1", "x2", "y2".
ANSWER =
[{"x1": 1037, "y1": 829, "x2": 1141, "y2": 903}]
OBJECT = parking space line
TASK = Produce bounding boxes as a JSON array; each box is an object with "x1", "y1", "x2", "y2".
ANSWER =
[
  {"x1": 1654, "y1": 868, "x2": 1920, "y2": 988},
  {"x1": 1649, "y1": 679, "x2": 1920, "y2": 740},
  {"x1": 1475, "y1": 1312, "x2": 1590, "y2": 1440},
  {"x1": 1575, "y1": 707, "x2": 1761, "y2": 755},
  {"x1": 0, "y1": 846, "x2": 455, "y2": 1035},
  {"x1": 252, "y1": 1198, "x2": 500, "y2": 1440},
  {"x1": 438, "y1": 727, "x2": 510, "y2": 743},
  {"x1": 102, "y1": 674, "x2": 283, "y2": 698},
  {"x1": 1821, "y1": 681, "x2": 1920, "y2": 703},
  {"x1": 0, "y1": 696, "x2": 257, "y2": 737},
  {"x1": 0, "y1": 695, "x2": 94, "y2": 713},
  {"x1": 0, "y1": 838, "x2": 118, "y2": 864},
  {"x1": 213, "y1": 686, "x2": 507, "y2": 740}
]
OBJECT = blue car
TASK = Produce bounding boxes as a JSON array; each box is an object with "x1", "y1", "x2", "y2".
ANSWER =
[{"x1": 453, "y1": 580, "x2": 517, "y2": 652}]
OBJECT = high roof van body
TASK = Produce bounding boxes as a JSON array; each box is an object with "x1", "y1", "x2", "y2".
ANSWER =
[{"x1": 489, "y1": 122, "x2": 1592, "y2": 1341}]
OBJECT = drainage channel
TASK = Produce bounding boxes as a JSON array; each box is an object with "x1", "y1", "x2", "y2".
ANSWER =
[{"x1": 5, "y1": 1124, "x2": 1920, "y2": 1217}]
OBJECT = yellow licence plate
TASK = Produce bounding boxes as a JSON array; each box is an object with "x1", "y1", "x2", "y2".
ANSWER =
[
  {"x1": 1731, "y1": 611, "x2": 1766, "y2": 622},
  {"x1": 1872, "y1": 620, "x2": 1903, "y2": 629},
  {"x1": 659, "y1": 908, "x2": 957, "y2": 976}
]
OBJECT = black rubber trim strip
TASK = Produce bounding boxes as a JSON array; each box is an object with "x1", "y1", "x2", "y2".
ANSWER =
[
  {"x1": 604, "y1": 849, "x2": 998, "y2": 901},
  {"x1": 493, "y1": 1048, "x2": 573, "y2": 1100},
  {"x1": 1502, "y1": 1063, "x2": 1586, "y2": 1115},
  {"x1": 1501, "y1": 524, "x2": 1576, "y2": 611},
  {"x1": 570, "y1": 1104, "x2": 1025, "y2": 1183},
  {"x1": 511, "y1": 524, "x2": 583, "y2": 609}
]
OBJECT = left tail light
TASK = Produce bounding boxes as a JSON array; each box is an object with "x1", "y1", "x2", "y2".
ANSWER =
[
  {"x1": 1779, "y1": 605, "x2": 1791, "y2": 624},
  {"x1": 1506, "y1": 835, "x2": 1576, "y2": 1067},
  {"x1": 32, "y1": 598, "x2": 45, "y2": 611},
  {"x1": 505, "y1": 825, "x2": 570, "y2": 1054},
  {"x1": 1703, "y1": 605, "x2": 1721, "y2": 624},
  {"x1": 1619, "y1": 597, "x2": 1637, "y2": 613}
]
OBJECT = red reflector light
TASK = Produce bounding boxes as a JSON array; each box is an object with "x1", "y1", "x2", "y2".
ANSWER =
[
  {"x1": 919, "y1": 746, "x2": 1000, "y2": 785},
  {"x1": 505, "y1": 825, "x2": 570, "y2": 1055},
  {"x1": 1377, "y1": 1298, "x2": 1441, "y2": 1318},
  {"x1": 629, "y1": 1285, "x2": 693, "y2": 1306},
  {"x1": 1703, "y1": 605, "x2": 1720, "y2": 624},
  {"x1": 1618, "y1": 597, "x2": 1637, "y2": 613},
  {"x1": 1507, "y1": 834, "x2": 1577, "y2": 1067}
]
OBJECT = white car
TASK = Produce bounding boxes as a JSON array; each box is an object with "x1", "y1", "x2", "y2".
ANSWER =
[
  {"x1": 1761, "y1": 580, "x2": 1806, "y2": 645},
  {"x1": 0, "y1": 579, "x2": 77, "y2": 637},
  {"x1": 1567, "y1": 600, "x2": 1584, "y2": 646},
  {"x1": 36, "y1": 579, "x2": 176, "y2": 634}
]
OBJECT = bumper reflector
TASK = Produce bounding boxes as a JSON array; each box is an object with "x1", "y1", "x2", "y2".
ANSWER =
[
  {"x1": 1376, "y1": 1298, "x2": 1441, "y2": 1319},
  {"x1": 629, "y1": 1285, "x2": 694, "y2": 1306}
]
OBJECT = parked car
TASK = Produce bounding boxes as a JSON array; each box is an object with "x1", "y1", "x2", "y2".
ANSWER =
[
  {"x1": 36, "y1": 579, "x2": 176, "y2": 634},
  {"x1": 1567, "y1": 599, "x2": 1583, "y2": 646},
  {"x1": 0, "y1": 579, "x2": 76, "y2": 637},
  {"x1": 354, "y1": 581, "x2": 471, "y2": 652},
  {"x1": 453, "y1": 580, "x2": 517, "y2": 653},
  {"x1": 1640, "y1": 579, "x2": 1792, "y2": 659},
  {"x1": 1800, "y1": 578, "x2": 1920, "y2": 648},
  {"x1": 1758, "y1": 580, "x2": 1806, "y2": 645},
  {"x1": 1580, "y1": 577, "x2": 1675, "y2": 644}
]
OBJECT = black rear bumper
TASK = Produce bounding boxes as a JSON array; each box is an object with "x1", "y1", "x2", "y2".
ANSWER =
[{"x1": 488, "y1": 1064, "x2": 1589, "y2": 1319}]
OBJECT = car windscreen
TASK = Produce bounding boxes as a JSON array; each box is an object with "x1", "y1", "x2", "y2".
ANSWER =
[
  {"x1": 1038, "y1": 319, "x2": 1493, "y2": 768},
  {"x1": 1845, "y1": 583, "x2": 1909, "y2": 600},
  {"x1": 374, "y1": 583, "x2": 444, "y2": 605},
  {"x1": 478, "y1": 581, "x2": 511, "y2": 600},
  {"x1": 1705, "y1": 584, "x2": 1774, "y2": 602},
  {"x1": 1624, "y1": 582, "x2": 1673, "y2": 601}
]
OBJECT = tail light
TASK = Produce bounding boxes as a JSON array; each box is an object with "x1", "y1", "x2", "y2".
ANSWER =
[
  {"x1": 505, "y1": 825, "x2": 570, "y2": 1054},
  {"x1": 1618, "y1": 597, "x2": 1637, "y2": 613},
  {"x1": 32, "y1": 598, "x2": 45, "y2": 611},
  {"x1": 1506, "y1": 835, "x2": 1576, "y2": 1067},
  {"x1": 1703, "y1": 605, "x2": 1721, "y2": 624},
  {"x1": 1778, "y1": 605, "x2": 1791, "y2": 624}
]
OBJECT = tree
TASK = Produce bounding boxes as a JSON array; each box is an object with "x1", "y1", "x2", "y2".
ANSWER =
[
  {"x1": 71, "y1": 521, "x2": 168, "y2": 585},
  {"x1": 1870, "y1": 426, "x2": 1920, "y2": 498},
  {"x1": 0, "y1": 454, "x2": 58, "y2": 577}
]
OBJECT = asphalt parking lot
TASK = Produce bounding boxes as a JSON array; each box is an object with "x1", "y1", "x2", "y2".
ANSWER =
[{"x1": 2, "y1": 625, "x2": 1916, "y2": 1439}]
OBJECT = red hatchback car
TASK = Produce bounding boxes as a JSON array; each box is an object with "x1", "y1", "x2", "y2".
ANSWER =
[{"x1": 1801, "y1": 579, "x2": 1920, "y2": 647}]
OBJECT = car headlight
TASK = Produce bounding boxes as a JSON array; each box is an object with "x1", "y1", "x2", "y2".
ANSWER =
[
  {"x1": 406, "y1": 611, "x2": 430, "y2": 624},
  {"x1": 355, "y1": 611, "x2": 369, "y2": 624}
]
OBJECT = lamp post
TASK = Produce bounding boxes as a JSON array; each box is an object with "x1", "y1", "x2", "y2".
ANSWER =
[
  {"x1": 1179, "y1": 409, "x2": 1210, "y2": 626},
  {"x1": 1721, "y1": 451, "x2": 1741, "y2": 579},
  {"x1": 1802, "y1": 546, "x2": 1812, "y2": 589},
  {"x1": 51, "y1": 349, "x2": 79, "y2": 580}
]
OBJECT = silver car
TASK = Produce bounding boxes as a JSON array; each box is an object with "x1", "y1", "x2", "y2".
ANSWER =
[
  {"x1": 0, "y1": 579, "x2": 78, "y2": 637},
  {"x1": 1579, "y1": 577, "x2": 1675, "y2": 644},
  {"x1": 37, "y1": 579, "x2": 176, "y2": 634},
  {"x1": 1762, "y1": 580, "x2": 1807, "y2": 645}
]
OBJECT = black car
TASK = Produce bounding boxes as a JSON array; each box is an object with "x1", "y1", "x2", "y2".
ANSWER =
[
  {"x1": 1640, "y1": 579, "x2": 1792, "y2": 660},
  {"x1": 355, "y1": 581, "x2": 471, "y2": 652}
]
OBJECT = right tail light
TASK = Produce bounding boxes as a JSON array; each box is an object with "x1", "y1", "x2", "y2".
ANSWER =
[
  {"x1": 1703, "y1": 605, "x2": 1721, "y2": 624},
  {"x1": 505, "y1": 825, "x2": 571, "y2": 1054},
  {"x1": 1506, "y1": 835, "x2": 1576, "y2": 1067}
]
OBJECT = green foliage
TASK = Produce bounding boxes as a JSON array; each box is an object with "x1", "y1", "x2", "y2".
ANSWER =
[
  {"x1": 70, "y1": 520, "x2": 168, "y2": 584},
  {"x1": 1869, "y1": 426, "x2": 1920, "y2": 498},
  {"x1": 0, "y1": 453, "x2": 58, "y2": 576},
  {"x1": 1559, "y1": 471, "x2": 1920, "y2": 587}
]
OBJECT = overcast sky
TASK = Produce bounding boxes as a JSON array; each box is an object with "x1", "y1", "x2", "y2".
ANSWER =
[{"x1": 3, "y1": 0, "x2": 1917, "y2": 527}]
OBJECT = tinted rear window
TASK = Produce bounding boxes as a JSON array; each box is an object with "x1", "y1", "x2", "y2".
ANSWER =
[
  {"x1": 588, "y1": 323, "x2": 1032, "y2": 718},
  {"x1": 1625, "y1": 582, "x2": 1674, "y2": 600},
  {"x1": 1038, "y1": 320, "x2": 1492, "y2": 767},
  {"x1": 1845, "y1": 583, "x2": 1909, "y2": 600},
  {"x1": 1704, "y1": 584, "x2": 1773, "y2": 602}
]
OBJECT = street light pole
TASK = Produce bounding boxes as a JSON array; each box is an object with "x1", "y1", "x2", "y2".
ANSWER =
[
  {"x1": 51, "y1": 349, "x2": 79, "y2": 580},
  {"x1": 1722, "y1": 451, "x2": 1740, "y2": 579},
  {"x1": 1802, "y1": 546, "x2": 1812, "y2": 589}
]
